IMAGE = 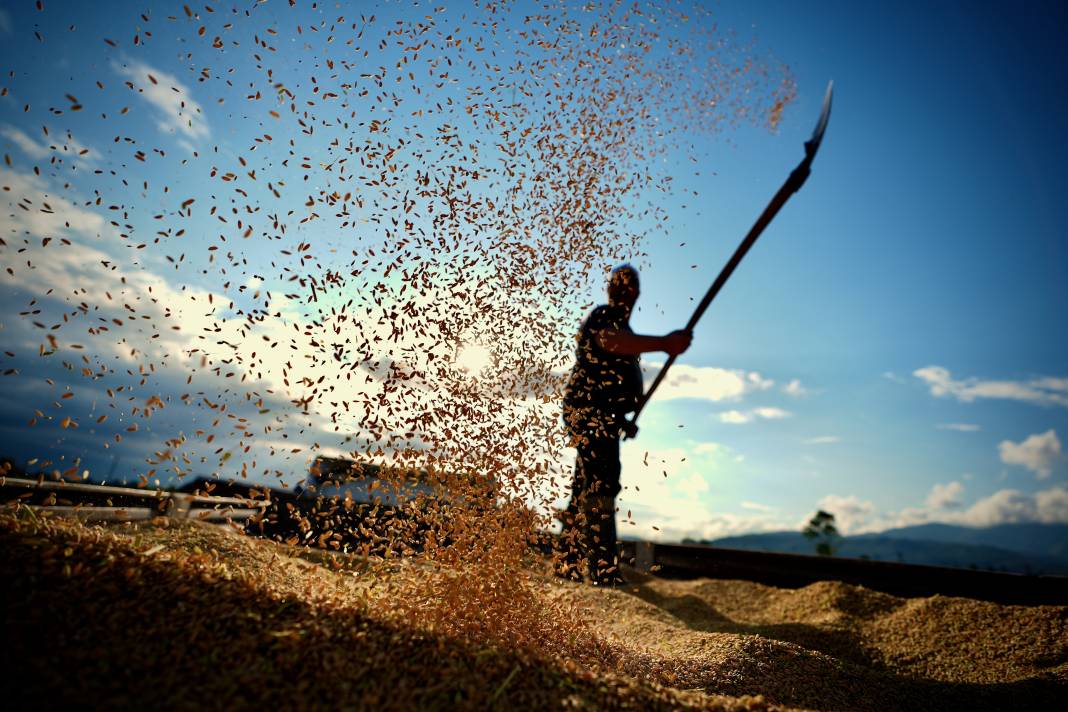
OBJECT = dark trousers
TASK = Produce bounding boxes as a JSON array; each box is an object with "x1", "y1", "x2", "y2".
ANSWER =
[{"x1": 559, "y1": 425, "x2": 621, "y2": 584}]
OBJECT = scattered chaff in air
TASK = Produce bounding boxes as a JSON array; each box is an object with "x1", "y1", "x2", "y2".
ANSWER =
[{"x1": 1, "y1": 0, "x2": 795, "y2": 667}]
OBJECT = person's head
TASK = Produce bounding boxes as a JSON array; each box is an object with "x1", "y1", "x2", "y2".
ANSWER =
[{"x1": 607, "y1": 264, "x2": 640, "y2": 309}]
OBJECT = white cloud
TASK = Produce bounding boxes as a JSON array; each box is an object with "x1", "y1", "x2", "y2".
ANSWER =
[
  {"x1": 999, "y1": 429, "x2": 1062, "y2": 479},
  {"x1": 746, "y1": 371, "x2": 775, "y2": 390},
  {"x1": 850, "y1": 484, "x2": 1068, "y2": 533},
  {"x1": 754, "y1": 406, "x2": 789, "y2": 419},
  {"x1": 718, "y1": 406, "x2": 791, "y2": 424},
  {"x1": 587, "y1": 435, "x2": 1068, "y2": 541},
  {"x1": 0, "y1": 166, "x2": 107, "y2": 239},
  {"x1": 692, "y1": 441, "x2": 745, "y2": 463},
  {"x1": 642, "y1": 361, "x2": 773, "y2": 402},
  {"x1": 960, "y1": 490, "x2": 1034, "y2": 525},
  {"x1": 914, "y1": 365, "x2": 1068, "y2": 408},
  {"x1": 782, "y1": 378, "x2": 807, "y2": 397},
  {"x1": 803, "y1": 435, "x2": 840, "y2": 445},
  {"x1": 693, "y1": 442, "x2": 726, "y2": 457},
  {"x1": 925, "y1": 480, "x2": 964, "y2": 510},
  {"x1": 113, "y1": 60, "x2": 209, "y2": 142},
  {"x1": 1034, "y1": 487, "x2": 1068, "y2": 523},
  {"x1": 0, "y1": 165, "x2": 401, "y2": 429},
  {"x1": 603, "y1": 443, "x2": 786, "y2": 541},
  {"x1": 814, "y1": 494, "x2": 874, "y2": 534},
  {"x1": 937, "y1": 423, "x2": 980, "y2": 432},
  {"x1": 676, "y1": 472, "x2": 710, "y2": 499}
]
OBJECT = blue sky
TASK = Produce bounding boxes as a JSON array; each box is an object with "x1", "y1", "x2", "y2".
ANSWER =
[
  {"x1": 620, "y1": 0, "x2": 1068, "y2": 538},
  {"x1": 1, "y1": 1, "x2": 1066, "y2": 541}
]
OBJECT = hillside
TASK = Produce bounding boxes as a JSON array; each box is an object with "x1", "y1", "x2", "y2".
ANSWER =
[
  {"x1": 859, "y1": 522, "x2": 1068, "y2": 560},
  {"x1": 2, "y1": 513, "x2": 1066, "y2": 710},
  {"x1": 707, "y1": 524, "x2": 1068, "y2": 576}
]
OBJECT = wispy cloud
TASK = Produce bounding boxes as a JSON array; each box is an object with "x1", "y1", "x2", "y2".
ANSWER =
[
  {"x1": 718, "y1": 406, "x2": 791, "y2": 424},
  {"x1": 55, "y1": 132, "x2": 97, "y2": 165},
  {"x1": 0, "y1": 9, "x2": 12, "y2": 35},
  {"x1": 692, "y1": 441, "x2": 724, "y2": 456},
  {"x1": 1, "y1": 125, "x2": 49, "y2": 159},
  {"x1": 3, "y1": 160, "x2": 556, "y2": 490},
  {"x1": 999, "y1": 429, "x2": 1062, "y2": 479},
  {"x1": 112, "y1": 59, "x2": 209, "y2": 142},
  {"x1": 802, "y1": 435, "x2": 840, "y2": 445},
  {"x1": 914, "y1": 365, "x2": 1068, "y2": 408},
  {"x1": 754, "y1": 406, "x2": 791, "y2": 419},
  {"x1": 937, "y1": 423, "x2": 980, "y2": 432},
  {"x1": 782, "y1": 378, "x2": 807, "y2": 397},
  {"x1": 1, "y1": 124, "x2": 97, "y2": 165}
]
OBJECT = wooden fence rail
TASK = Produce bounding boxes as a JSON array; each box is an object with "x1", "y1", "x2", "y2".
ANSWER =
[{"x1": 1, "y1": 476, "x2": 268, "y2": 523}]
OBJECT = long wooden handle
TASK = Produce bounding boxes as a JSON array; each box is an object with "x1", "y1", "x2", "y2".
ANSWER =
[{"x1": 626, "y1": 82, "x2": 833, "y2": 434}]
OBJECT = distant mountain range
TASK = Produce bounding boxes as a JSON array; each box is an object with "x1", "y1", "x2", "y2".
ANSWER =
[{"x1": 701, "y1": 523, "x2": 1068, "y2": 576}]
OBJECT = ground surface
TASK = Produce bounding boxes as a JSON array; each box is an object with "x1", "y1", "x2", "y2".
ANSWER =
[{"x1": 2, "y1": 513, "x2": 1065, "y2": 710}]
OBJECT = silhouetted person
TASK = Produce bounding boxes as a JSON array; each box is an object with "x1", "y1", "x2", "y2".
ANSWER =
[{"x1": 560, "y1": 264, "x2": 691, "y2": 585}]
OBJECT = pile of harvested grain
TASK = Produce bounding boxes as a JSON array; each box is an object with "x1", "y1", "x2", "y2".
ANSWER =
[
  {"x1": 554, "y1": 576, "x2": 1068, "y2": 710},
  {"x1": 0, "y1": 513, "x2": 791, "y2": 710},
  {"x1": 3, "y1": 514, "x2": 1065, "y2": 711}
]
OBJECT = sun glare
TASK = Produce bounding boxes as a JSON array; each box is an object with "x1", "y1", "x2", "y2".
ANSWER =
[{"x1": 454, "y1": 343, "x2": 493, "y2": 376}]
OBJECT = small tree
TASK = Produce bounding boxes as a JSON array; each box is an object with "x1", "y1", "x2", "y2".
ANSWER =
[{"x1": 803, "y1": 509, "x2": 839, "y2": 556}]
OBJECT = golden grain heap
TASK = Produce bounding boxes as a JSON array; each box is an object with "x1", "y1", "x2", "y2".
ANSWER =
[
  {"x1": 1, "y1": 0, "x2": 795, "y2": 683},
  {"x1": 3, "y1": 514, "x2": 1065, "y2": 710}
]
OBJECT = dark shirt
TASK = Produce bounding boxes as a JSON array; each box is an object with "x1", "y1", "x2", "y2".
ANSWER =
[{"x1": 563, "y1": 304, "x2": 643, "y2": 427}]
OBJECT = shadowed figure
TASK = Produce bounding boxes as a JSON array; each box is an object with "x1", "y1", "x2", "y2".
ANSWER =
[{"x1": 559, "y1": 265, "x2": 691, "y2": 585}]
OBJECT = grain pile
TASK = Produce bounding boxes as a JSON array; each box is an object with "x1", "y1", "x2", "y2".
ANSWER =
[
  {"x1": 0, "y1": 513, "x2": 794, "y2": 711},
  {"x1": 3, "y1": 513, "x2": 1065, "y2": 711},
  {"x1": 555, "y1": 574, "x2": 1068, "y2": 711}
]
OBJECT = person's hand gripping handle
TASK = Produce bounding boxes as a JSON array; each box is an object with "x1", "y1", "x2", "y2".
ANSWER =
[{"x1": 662, "y1": 329, "x2": 692, "y2": 357}]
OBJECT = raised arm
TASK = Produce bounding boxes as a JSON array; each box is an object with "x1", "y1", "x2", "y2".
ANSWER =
[{"x1": 597, "y1": 329, "x2": 691, "y2": 357}]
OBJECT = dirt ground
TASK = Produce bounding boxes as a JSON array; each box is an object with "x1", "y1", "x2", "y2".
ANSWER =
[{"x1": 1, "y1": 513, "x2": 1065, "y2": 711}]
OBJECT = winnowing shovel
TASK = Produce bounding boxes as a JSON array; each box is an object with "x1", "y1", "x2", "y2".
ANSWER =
[{"x1": 628, "y1": 81, "x2": 834, "y2": 432}]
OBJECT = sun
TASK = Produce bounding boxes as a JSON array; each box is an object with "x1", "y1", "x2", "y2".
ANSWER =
[{"x1": 454, "y1": 343, "x2": 493, "y2": 376}]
